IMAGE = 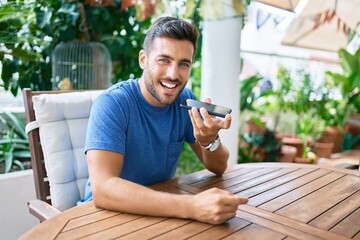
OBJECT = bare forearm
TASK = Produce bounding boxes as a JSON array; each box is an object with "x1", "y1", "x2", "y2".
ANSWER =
[
  {"x1": 92, "y1": 177, "x2": 190, "y2": 218},
  {"x1": 93, "y1": 178, "x2": 248, "y2": 225}
]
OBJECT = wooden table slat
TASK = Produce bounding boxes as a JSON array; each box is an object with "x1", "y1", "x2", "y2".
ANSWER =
[
  {"x1": 330, "y1": 207, "x2": 360, "y2": 238},
  {"x1": 56, "y1": 213, "x2": 142, "y2": 240},
  {"x1": 118, "y1": 218, "x2": 193, "y2": 240},
  {"x1": 238, "y1": 168, "x2": 317, "y2": 198},
  {"x1": 226, "y1": 167, "x2": 298, "y2": 194},
  {"x1": 187, "y1": 217, "x2": 251, "y2": 240},
  {"x1": 191, "y1": 167, "x2": 279, "y2": 189},
  {"x1": 353, "y1": 231, "x2": 360, "y2": 240},
  {"x1": 275, "y1": 174, "x2": 360, "y2": 222},
  {"x1": 237, "y1": 206, "x2": 348, "y2": 240},
  {"x1": 309, "y1": 189, "x2": 360, "y2": 230},
  {"x1": 80, "y1": 216, "x2": 166, "y2": 240},
  {"x1": 151, "y1": 220, "x2": 214, "y2": 240},
  {"x1": 172, "y1": 164, "x2": 243, "y2": 185},
  {"x1": 250, "y1": 168, "x2": 330, "y2": 206},
  {"x1": 200, "y1": 168, "x2": 282, "y2": 190},
  {"x1": 222, "y1": 223, "x2": 286, "y2": 240},
  {"x1": 259, "y1": 171, "x2": 345, "y2": 212},
  {"x1": 62, "y1": 210, "x2": 120, "y2": 232}
]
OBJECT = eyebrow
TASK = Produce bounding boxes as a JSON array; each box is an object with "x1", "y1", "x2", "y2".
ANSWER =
[{"x1": 158, "y1": 54, "x2": 192, "y2": 64}]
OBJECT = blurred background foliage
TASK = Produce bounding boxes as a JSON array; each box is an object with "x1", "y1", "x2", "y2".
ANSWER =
[
  {"x1": 0, "y1": 0, "x2": 215, "y2": 175},
  {"x1": 0, "y1": 0, "x2": 251, "y2": 96}
]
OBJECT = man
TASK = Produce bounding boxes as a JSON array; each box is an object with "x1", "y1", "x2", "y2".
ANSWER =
[{"x1": 82, "y1": 16, "x2": 248, "y2": 225}]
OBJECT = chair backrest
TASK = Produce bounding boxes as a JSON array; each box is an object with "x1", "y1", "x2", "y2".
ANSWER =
[{"x1": 23, "y1": 89, "x2": 102, "y2": 211}]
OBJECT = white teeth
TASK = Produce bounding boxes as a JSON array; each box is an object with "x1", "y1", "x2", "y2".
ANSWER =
[{"x1": 162, "y1": 82, "x2": 176, "y2": 89}]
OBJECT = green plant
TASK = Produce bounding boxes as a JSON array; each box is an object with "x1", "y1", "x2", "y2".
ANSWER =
[
  {"x1": 238, "y1": 118, "x2": 282, "y2": 163},
  {"x1": 0, "y1": 0, "x2": 153, "y2": 95},
  {"x1": 326, "y1": 48, "x2": 360, "y2": 113},
  {"x1": 271, "y1": 66, "x2": 328, "y2": 157},
  {"x1": 176, "y1": 142, "x2": 204, "y2": 177},
  {"x1": 0, "y1": 112, "x2": 31, "y2": 173},
  {"x1": 240, "y1": 74, "x2": 264, "y2": 112}
]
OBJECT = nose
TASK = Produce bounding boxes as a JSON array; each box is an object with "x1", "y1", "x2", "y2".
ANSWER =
[{"x1": 167, "y1": 64, "x2": 180, "y2": 80}]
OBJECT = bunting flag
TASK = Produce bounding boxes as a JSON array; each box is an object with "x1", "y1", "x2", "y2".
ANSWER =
[
  {"x1": 142, "y1": 0, "x2": 157, "y2": 20},
  {"x1": 312, "y1": 9, "x2": 348, "y2": 35},
  {"x1": 121, "y1": 0, "x2": 136, "y2": 11},
  {"x1": 121, "y1": 0, "x2": 157, "y2": 22},
  {"x1": 256, "y1": 9, "x2": 271, "y2": 30}
]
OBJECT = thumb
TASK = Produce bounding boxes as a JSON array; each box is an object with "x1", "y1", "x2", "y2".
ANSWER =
[{"x1": 203, "y1": 98, "x2": 211, "y2": 104}]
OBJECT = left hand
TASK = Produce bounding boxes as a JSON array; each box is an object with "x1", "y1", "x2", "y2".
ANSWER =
[{"x1": 188, "y1": 98, "x2": 231, "y2": 146}]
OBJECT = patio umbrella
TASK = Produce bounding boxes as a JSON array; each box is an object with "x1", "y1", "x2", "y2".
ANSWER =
[{"x1": 281, "y1": 0, "x2": 360, "y2": 52}]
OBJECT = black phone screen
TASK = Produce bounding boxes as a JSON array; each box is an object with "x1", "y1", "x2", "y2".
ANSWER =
[{"x1": 180, "y1": 99, "x2": 232, "y2": 118}]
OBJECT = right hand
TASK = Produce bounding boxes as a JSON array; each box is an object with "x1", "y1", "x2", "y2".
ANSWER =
[{"x1": 187, "y1": 188, "x2": 248, "y2": 224}]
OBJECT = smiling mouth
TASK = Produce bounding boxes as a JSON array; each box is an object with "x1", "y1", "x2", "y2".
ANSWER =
[{"x1": 160, "y1": 81, "x2": 178, "y2": 90}]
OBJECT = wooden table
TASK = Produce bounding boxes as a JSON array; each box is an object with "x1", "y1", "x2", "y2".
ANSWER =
[{"x1": 20, "y1": 163, "x2": 360, "y2": 240}]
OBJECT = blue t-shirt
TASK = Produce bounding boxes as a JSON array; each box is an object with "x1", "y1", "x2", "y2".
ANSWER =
[{"x1": 80, "y1": 79, "x2": 196, "y2": 203}]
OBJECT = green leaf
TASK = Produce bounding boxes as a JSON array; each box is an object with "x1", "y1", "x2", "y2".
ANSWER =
[
  {"x1": 36, "y1": 7, "x2": 53, "y2": 29},
  {"x1": 58, "y1": 3, "x2": 79, "y2": 26},
  {"x1": 338, "y1": 48, "x2": 359, "y2": 74},
  {"x1": 326, "y1": 71, "x2": 347, "y2": 86},
  {"x1": 0, "y1": 139, "x2": 12, "y2": 145},
  {"x1": 13, "y1": 150, "x2": 31, "y2": 158},
  {"x1": 4, "y1": 112, "x2": 28, "y2": 140},
  {"x1": 0, "y1": 3, "x2": 31, "y2": 22},
  {"x1": 10, "y1": 79, "x2": 19, "y2": 96},
  {"x1": 13, "y1": 160, "x2": 25, "y2": 171},
  {"x1": 11, "y1": 47, "x2": 42, "y2": 62},
  {"x1": 4, "y1": 152, "x2": 13, "y2": 173},
  {"x1": 349, "y1": 72, "x2": 360, "y2": 92}
]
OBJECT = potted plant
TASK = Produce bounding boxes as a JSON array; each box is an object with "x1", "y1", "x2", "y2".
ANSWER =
[
  {"x1": 325, "y1": 48, "x2": 360, "y2": 150},
  {"x1": 271, "y1": 67, "x2": 315, "y2": 160},
  {"x1": 238, "y1": 116, "x2": 283, "y2": 163},
  {"x1": 326, "y1": 48, "x2": 360, "y2": 114}
]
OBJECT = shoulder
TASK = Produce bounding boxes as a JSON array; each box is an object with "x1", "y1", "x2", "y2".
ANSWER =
[
  {"x1": 91, "y1": 80, "x2": 137, "y2": 115},
  {"x1": 98, "y1": 79, "x2": 136, "y2": 102}
]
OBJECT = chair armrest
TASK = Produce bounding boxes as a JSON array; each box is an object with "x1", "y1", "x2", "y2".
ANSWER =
[{"x1": 27, "y1": 199, "x2": 61, "y2": 222}]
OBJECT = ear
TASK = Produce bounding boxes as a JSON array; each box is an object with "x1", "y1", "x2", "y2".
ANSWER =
[{"x1": 139, "y1": 50, "x2": 146, "y2": 69}]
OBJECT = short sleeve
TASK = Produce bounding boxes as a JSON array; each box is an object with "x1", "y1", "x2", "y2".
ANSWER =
[{"x1": 85, "y1": 93, "x2": 128, "y2": 155}]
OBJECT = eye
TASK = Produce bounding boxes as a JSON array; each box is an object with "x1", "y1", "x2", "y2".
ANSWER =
[
  {"x1": 180, "y1": 62, "x2": 191, "y2": 68},
  {"x1": 159, "y1": 58, "x2": 170, "y2": 64}
]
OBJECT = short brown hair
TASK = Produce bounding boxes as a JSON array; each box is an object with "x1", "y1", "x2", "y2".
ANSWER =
[{"x1": 143, "y1": 17, "x2": 199, "y2": 60}]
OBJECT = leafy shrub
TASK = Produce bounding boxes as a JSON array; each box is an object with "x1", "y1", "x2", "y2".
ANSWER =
[{"x1": 0, "y1": 112, "x2": 31, "y2": 173}]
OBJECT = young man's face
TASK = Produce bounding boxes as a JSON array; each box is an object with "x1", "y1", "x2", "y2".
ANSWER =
[{"x1": 138, "y1": 37, "x2": 194, "y2": 107}]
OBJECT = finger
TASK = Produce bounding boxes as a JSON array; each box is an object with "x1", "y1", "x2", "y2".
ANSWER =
[
  {"x1": 208, "y1": 187, "x2": 233, "y2": 196},
  {"x1": 188, "y1": 109, "x2": 196, "y2": 127},
  {"x1": 219, "y1": 204, "x2": 240, "y2": 214},
  {"x1": 238, "y1": 197, "x2": 249, "y2": 205},
  {"x1": 191, "y1": 107, "x2": 205, "y2": 129},
  {"x1": 212, "y1": 212, "x2": 237, "y2": 225},
  {"x1": 220, "y1": 195, "x2": 248, "y2": 206},
  {"x1": 203, "y1": 98, "x2": 211, "y2": 104},
  {"x1": 200, "y1": 107, "x2": 216, "y2": 127},
  {"x1": 222, "y1": 114, "x2": 232, "y2": 129}
]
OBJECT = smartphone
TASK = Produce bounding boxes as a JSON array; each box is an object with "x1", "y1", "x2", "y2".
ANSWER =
[{"x1": 180, "y1": 99, "x2": 232, "y2": 118}]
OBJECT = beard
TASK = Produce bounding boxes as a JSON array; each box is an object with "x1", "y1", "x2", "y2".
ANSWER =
[{"x1": 143, "y1": 67, "x2": 187, "y2": 106}]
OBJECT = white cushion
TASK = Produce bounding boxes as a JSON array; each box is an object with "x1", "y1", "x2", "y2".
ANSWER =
[{"x1": 32, "y1": 91, "x2": 102, "y2": 211}]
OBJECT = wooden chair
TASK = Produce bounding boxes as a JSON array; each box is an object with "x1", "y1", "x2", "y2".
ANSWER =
[{"x1": 23, "y1": 88, "x2": 102, "y2": 221}]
